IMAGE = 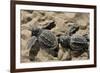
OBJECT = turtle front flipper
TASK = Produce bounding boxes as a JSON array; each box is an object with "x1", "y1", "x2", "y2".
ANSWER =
[
  {"x1": 29, "y1": 40, "x2": 40, "y2": 61},
  {"x1": 27, "y1": 36, "x2": 40, "y2": 61},
  {"x1": 27, "y1": 36, "x2": 37, "y2": 49}
]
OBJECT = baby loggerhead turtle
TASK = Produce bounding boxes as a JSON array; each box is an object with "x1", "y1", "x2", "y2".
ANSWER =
[
  {"x1": 58, "y1": 22, "x2": 89, "y2": 57},
  {"x1": 59, "y1": 22, "x2": 88, "y2": 49},
  {"x1": 58, "y1": 34, "x2": 89, "y2": 57},
  {"x1": 26, "y1": 25, "x2": 58, "y2": 61},
  {"x1": 27, "y1": 20, "x2": 58, "y2": 50}
]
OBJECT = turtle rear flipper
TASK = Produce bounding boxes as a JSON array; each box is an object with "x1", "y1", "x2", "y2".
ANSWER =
[
  {"x1": 27, "y1": 36, "x2": 37, "y2": 49},
  {"x1": 66, "y1": 22, "x2": 79, "y2": 36},
  {"x1": 42, "y1": 20, "x2": 56, "y2": 30}
]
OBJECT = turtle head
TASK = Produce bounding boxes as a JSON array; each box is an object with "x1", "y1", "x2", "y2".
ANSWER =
[
  {"x1": 32, "y1": 27, "x2": 42, "y2": 37},
  {"x1": 58, "y1": 35, "x2": 71, "y2": 49}
]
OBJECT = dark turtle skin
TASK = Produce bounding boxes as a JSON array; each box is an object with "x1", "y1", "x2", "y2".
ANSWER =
[
  {"x1": 66, "y1": 22, "x2": 79, "y2": 36},
  {"x1": 58, "y1": 35, "x2": 70, "y2": 49},
  {"x1": 70, "y1": 35, "x2": 88, "y2": 51},
  {"x1": 27, "y1": 36, "x2": 37, "y2": 49},
  {"x1": 28, "y1": 28, "x2": 58, "y2": 50},
  {"x1": 58, "y1": 35, "x2": 89, "y2": 52},
  {"x1": 27, "y1": 20, "x2": 57, "y2": 50},
  {"x1": 42, "y1": 20, "x2": 56, "y2": 30},
  {"x1": 27, "y1": 26, "x2": 58, "y2": 60},
  {"x1": 38, "y1": 29, "x2": 58, "y2": 50},
  {"x1": 59, "y1": 22, "x2": 88, "y2": 52},
  {"x1": 29, "y1": 39, "x2": 40, "y2": 61},
  {"x1": 58, "y1": 22, "x2": 89, "y2": 57}
]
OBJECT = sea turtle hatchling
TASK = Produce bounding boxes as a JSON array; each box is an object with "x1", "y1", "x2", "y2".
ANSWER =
[
  {"x1": 26, "y1": 26, "x2": 58, "y2": 61},
  {"x1": 58, "y1": 35, "x2": 89, "y2": 56},
  {"x1": 58, "y1": 22, "x2": 89, "y2": 57},
  {"x1": 59, "y1": 21, "x2": 88, "y2": 51}
]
